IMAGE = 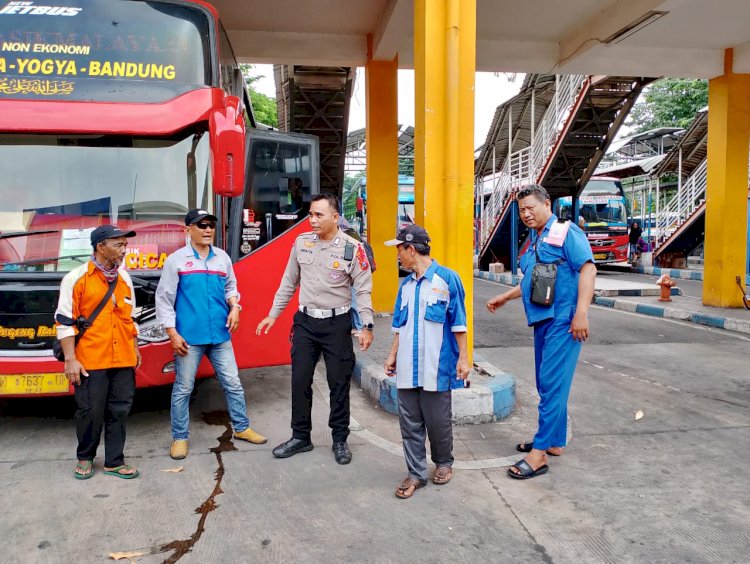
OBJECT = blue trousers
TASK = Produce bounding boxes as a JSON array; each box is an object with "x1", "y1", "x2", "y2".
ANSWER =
[{"x1": 532, "y1": 316, "x2": 581, "y2": 450}]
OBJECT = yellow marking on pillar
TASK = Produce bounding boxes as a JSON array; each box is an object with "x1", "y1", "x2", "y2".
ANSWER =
[
  {"x1": 414, "y1": 0, "x2": 476, "y2": 358},
  {"x1": 366, "y1": 36, "x2": 399, "y2": 312},
  {"x1": 704, "y1": 49, "x2": 750, "y2": 307}
]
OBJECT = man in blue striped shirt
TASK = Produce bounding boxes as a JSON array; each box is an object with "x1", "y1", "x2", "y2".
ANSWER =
[
  {"x1": 383, "y1": 225, "x2": 469, "y2": 499},
  {"x1": 156, "y1": 209, "x2": 266, "y2": 460}
]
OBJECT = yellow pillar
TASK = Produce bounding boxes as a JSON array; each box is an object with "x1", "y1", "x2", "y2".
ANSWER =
[
  {"x1": 704, "y1": 49, "x2": 750, "y2": 308},
  {"x1": 414, "y1": 0, "x2": 476, "y2": 355},
  {"x1": 365, "y1": 39, "x2": 399, "y2": 312}
]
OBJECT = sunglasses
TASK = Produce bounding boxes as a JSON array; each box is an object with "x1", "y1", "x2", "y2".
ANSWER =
[{"x1": 195, "y1": 221, "x2": 216, "y2": 230}]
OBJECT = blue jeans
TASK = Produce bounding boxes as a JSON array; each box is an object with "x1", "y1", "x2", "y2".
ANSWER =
[{"x1": 171, "y1": 340, "x2": 249, "y2": 440}]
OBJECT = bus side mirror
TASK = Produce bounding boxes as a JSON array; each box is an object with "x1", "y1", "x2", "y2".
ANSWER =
[{"x1": 209, "y1": 95, "x2": 245, "y2": 198}]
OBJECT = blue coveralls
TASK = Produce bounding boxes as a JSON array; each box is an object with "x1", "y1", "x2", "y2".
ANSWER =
[{"x1": 519, "y1": 214, "x2": 594, "y2": 450}]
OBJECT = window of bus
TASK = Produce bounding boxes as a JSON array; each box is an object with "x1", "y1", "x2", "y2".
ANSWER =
[
  {"x1": 236, "y1": 138, "x2": 315, "y2": 256},
  {"x1": 0, "y1": 130, "x2": 211, "y2": 273},
  {"x1": 0, "y1": 0, "x2": 211, "y2": 102}
]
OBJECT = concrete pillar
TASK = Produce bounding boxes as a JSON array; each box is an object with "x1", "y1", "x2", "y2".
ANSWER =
[
  {"x1": 414, "y1": 0, "x2": 476, "y2": 354},
  {"x1": 365, "y1": 38, "x2": 399, "y2": 312},
  {"x1": 704, "y1": 49, "x2": 750, "y2": 307}
]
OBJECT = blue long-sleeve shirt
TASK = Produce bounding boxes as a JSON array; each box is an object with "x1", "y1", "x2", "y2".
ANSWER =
[{"x1": 156, "y1": 243, "x2": 240, "y2": 345}]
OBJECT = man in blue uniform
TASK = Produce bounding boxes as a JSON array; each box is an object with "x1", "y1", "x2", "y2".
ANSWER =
[
  {"x1": 156, "y1": 209, "x2": 267, "y2": 460},
  {"x1": 383, "y1": 225, "x2": 470, "y2": 498},
  {"x1": 487, "y1": 185, "x2": 596, "y2": 480}
]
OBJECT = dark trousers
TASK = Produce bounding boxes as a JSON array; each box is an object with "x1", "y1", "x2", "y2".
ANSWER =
[
  {"x1": 290, "y1": 310, "x2": 354, "y2": 443},
  {"x1": 74, "y1": 367, "x2": 135, "y2": 467},
  {"x1": 397, "y1": 387, "x2": 454, "y2": 482}
]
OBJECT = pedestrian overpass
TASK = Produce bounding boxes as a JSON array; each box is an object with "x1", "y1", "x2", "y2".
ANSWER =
[{"x1": 212, "y1": 0, "x2": 750, "y2": 313}]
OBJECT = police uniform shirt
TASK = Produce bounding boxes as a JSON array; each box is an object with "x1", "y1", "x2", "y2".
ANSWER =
[
  {"x1": 269, "y1": 228, "x2": 374, "y2": 325},
  {"x1": 519, "y1": 214, "x2": 594, "y2": 326},
  {"x1": 391, "y1": 259, "x2": 468, "y2": 392}
]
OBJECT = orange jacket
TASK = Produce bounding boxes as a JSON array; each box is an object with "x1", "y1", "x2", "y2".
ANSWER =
[{"x1": 55, "y1": 262, "x2": 138, "y2": 370}]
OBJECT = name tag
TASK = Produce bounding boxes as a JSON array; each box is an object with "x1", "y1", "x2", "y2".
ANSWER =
[{"x1": 544, "y1": 221, "x2": 570, "y2": 247}]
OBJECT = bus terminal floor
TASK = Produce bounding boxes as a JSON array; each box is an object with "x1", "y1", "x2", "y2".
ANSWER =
[{"x1": 1, "y1": 278, "x2": 749, "y2": 563}]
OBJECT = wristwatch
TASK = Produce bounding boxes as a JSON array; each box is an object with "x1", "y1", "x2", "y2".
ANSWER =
[
  {"x1": 231, "y1": 303, "x2": 243, "y2": 311},
  {"x1": 363, "y1": 323, "x2": 374, "y2": 331}
]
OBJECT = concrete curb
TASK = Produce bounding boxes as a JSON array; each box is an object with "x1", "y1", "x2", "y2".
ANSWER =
[
  {"x1": 632, "y1": 265, "x2": 750, "y2": 285},
  {"x1": 474, "y1": 269, "x2": 521, "y2": 286},
  {"x1": 352, "y1": 353, "x2": 516, "y2": 425},
  {"x1": 593, "y1": 296, "x2": 750, "y2": 335}
]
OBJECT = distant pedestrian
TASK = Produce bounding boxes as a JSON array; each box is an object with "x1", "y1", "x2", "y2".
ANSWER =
[
  {"x1": 256, "y1": 194, "x2": 374, "y2": 465},
  {"x1": 629, "y1": 221, "x2": 643, "y2": 261},
  {"x1": 156, "y1": 209, "x2": 266, "y2": 461},
  {"x1": 55, "y1": 225, "x2": 141, "y2": 480},
  {"x1": 355, "y1": 194, "x2": 365, "y2": 235},
  {"x1": 487, "y1": 185, "x2": 595, "y2": 480},
  {"x1": 383, "y1": 225, "x2": 469, "y2": 498}
]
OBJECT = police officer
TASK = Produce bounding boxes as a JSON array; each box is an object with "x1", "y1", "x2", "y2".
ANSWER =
[
  {"x1": 256, "y1": 193, "x2": 374, "y2": 465},
  {"x1": 487, "y1": 184, "x2": 596, "y2": 480}
]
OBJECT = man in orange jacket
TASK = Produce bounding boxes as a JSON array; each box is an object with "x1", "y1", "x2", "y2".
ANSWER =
[{"x1": 55, "y1": 225, "x2": 142, "y2": 480}]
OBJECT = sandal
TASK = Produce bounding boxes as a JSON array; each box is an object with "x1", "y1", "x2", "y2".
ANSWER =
[
  {"x1": 432, "y1": 466, "x2": 453, "y2": 485},
  {"x1": 395, "y1": 476, "x2": 426, "y2": 499},
  {"x1": 103, "y1": 464, "x2": 140, "y2": 479},
  {"x1": 516, "y1": 442, "x2": 563, "y2": 456},
  {"x1": 507, "y1": 459, "x2": 549, "y2": 480},
  {"x1": 74, "y1": 460, "x2": 94, "y2": 480}
]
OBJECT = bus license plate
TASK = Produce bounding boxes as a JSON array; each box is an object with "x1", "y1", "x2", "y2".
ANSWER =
[
  {"x1": 593, "y1": 253, "x2": 608, "y2": 260},
  {"x1": 0, "y1": 374, "x2": 69, "y2": 395}
]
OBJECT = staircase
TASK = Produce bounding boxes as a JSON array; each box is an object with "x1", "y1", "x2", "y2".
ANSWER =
[
  {"x1": 274, "y1": 65, "x2": 354, "y2": 196},
  {"x1": 652, "y1": 158, "x2": 710, "y2": 262},
  {"x1": 477, "y1": 75, "x2": 654, "y2": 263}
]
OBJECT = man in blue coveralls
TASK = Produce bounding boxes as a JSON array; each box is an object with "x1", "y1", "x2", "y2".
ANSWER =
[
  {"x1": 487, "y1": 185, "x2": 596, "y2": 480},
  {"x1": 156, "y1": 209, "x2": 267, "y2": 460},
  {"x1": 383, "y1": 225, "x2": 470, "y2": 498}
]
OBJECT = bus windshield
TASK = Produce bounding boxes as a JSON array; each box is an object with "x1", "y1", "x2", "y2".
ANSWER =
[
  {"x1": 0, "y1": 131, "x2": 211, "y2": 273},
  {"x1": 0, "y1": 0, "x2": 210, "y2": 102},
  {"x1": 555, "y1": 179, "x2": 629, "y2": 229}
]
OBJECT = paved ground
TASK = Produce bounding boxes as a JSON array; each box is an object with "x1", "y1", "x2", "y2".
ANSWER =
[{"x1": 1, "y1": 272, "x2": 749, "y2": 563}]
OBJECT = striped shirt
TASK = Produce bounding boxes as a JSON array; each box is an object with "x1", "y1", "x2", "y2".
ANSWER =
[
  {"x1": 156, "y1": 243, "x2": 240, "y2": 345},
  {"x1": 392, "y1": 259, "x2": 467, "y2": 392}
]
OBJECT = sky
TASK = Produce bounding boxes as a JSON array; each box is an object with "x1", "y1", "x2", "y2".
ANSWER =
[{"x1": 251, "y1": 64, "x2": 522, "y2": 151}]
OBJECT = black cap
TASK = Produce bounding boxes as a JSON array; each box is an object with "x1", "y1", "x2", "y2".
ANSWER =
[
  {"x1": 384, "y1": 224, "x2": 431, "y2": 246},
  {"x1": 185, "y1": 208, "x2": 218, "y2": 226},
  {"x1": 90, "y1": 225, "x2": 136, "y2": 248}
]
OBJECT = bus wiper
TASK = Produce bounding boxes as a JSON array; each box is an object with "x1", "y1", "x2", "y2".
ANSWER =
[
  {"x1": 128, "y1": 274, "x2": 158, "y2": 295},
  {"x1": 0, "y1": 229, "x2": 59, "y2": 240},
  {"x1": 2, "y1": 253, "x2": 90, "y2": 267}
]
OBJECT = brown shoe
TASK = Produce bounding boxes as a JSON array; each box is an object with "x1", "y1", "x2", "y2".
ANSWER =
[
  {"x1": 395, "y1": 476, "x2": 426, "y2": 499},
  {"x1": 234, "y1": 428, "x2": 267, "y2": 444},
  {"x1": 432, "y1": 466, "x2": 453, "y2": 485},
  {"x1": 170, "y1": 440, "x2": 188, "y2": 460}
]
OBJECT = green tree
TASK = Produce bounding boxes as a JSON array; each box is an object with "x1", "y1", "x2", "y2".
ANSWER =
[
  {"x1": 626, "y1": 78, "x2": 708, "y2": 133},
  {"x1": 240, "y1": 63, "x2": 278, "y2": 128}
]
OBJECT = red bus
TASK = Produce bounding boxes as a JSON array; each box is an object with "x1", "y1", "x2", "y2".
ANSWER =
[
  {"x1": 554, "y1": 176, "x2": 631, "y2": 264},
  {"x1": 0, "y1": 0, "x2": 317, "y2": 397}
]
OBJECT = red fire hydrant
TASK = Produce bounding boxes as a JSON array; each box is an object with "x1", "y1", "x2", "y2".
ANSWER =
[{"x1": 656, "y1": 274, "x2": 677, "y2": 302}]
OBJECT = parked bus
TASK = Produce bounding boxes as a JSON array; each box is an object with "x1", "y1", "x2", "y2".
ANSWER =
[
  {"x1": 359, "y1": 174, "x2": 415, "y2": 232},
  {"x1": 554, "y1": 176, "x2": 630, "y2": 264},
  {"x1": 0, "y1": 0, "x2": 317, "y2": 397}
]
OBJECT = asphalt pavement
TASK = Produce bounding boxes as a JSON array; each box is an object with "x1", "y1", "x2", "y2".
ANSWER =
[{"x1": 0, "y1": 272, "x2": 748, "y2": 563}]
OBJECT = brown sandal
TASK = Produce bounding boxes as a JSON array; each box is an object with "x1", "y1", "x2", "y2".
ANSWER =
[
  {"x1": 432, "y1": 466, "x2": 453, "y2": 485},
  {"x1": 395, "y1": 476, "x2": 426, "y2": 499}
]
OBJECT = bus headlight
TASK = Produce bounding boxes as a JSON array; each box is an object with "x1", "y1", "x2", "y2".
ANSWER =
[
  {"x1": 137, "y1": 319, "x2": 169, "y2": 344},
  {"x1": 616, "y1": 244, "x2": 628, "y2": 252}
]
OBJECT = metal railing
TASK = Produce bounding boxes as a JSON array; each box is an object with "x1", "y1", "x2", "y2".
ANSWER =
[
  {"x1": 479, "y1": 74, "x2": 588, "y2": 250},
  {"x1": 654, "y1": 158, "x2": 707, "y2": 247}
]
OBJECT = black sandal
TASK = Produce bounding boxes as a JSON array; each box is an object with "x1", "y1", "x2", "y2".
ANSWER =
[
  {"x1": 516, "y1": 442, "x2": 562, "y2": 456},
  {"x1": 507, "y1": 459, "x2": 549, "y2": 480}
]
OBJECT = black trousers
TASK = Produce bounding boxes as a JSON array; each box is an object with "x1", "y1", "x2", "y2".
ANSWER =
[
  {"x1": 290, "y1": 310, "x2": 354, "y2": 443},
  {"x1": 74, "y1": 367, "x2": 135, "y2": 467}
]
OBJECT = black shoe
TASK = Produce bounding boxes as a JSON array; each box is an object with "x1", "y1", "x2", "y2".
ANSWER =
[
  {"x1": 332, "y1": 441, "x2": 352, "y2": 465},
  {"x1": 272, "y1": 437, "x2": 314, "y2": 459}
]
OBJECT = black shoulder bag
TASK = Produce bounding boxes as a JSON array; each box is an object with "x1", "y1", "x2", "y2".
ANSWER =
[
  {"x1": 530, "y1": 236, "x2": 563, "y2": 307},
  {"x1": 52, "y1": 277, "x2": 118, "y2": 362}
]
